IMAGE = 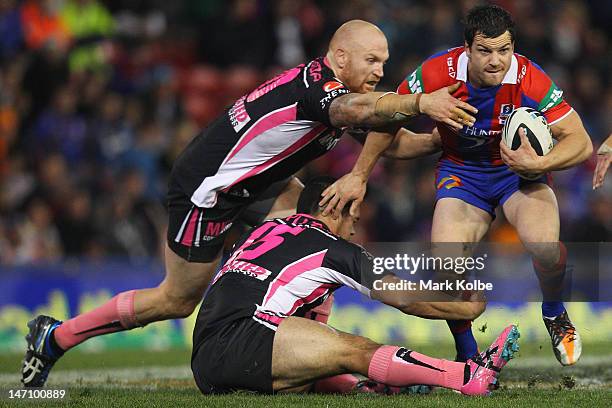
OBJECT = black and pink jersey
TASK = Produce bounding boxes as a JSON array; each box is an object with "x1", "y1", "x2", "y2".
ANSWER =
[
  {"x1": 193, "y1": 214, "x2": 374, "y2": 341},
  {"x1": 172, "y1": 57, "x2": 352, "y2": 208}
]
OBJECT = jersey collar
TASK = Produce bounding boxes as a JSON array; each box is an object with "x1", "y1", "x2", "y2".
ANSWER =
[
  {"x1": 285, "y1": 213, "x2": 331, "y2": 232},
  {"x1": 457, "y1": 51, "x2": 518, "y2": 85}
]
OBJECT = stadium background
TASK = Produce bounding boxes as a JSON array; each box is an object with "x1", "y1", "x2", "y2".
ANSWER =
[{"x1": 0, "y1": 0, "x2": 610, "y2": 359}]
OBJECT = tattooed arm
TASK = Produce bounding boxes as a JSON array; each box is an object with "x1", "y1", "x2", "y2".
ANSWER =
[{"x1": 328, "y1": 82, "x2": 478, "y2": 130}]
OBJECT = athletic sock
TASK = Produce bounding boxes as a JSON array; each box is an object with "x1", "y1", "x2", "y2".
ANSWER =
[
  {"x1": 542, "y1": 302, "x2": 565, "y2": 318},
  {"x1": 367, "y1": 346, "x2": 466, "y2": 391},
  {"x1": 533, "y1": 242, "x2": 567, "y2": 318},
  {"x1": 447, "y1": 320, "x2": 478, "y2": 361},
  {"x1": 53, "y1": 290, "x2": 139, "y2": 351}
]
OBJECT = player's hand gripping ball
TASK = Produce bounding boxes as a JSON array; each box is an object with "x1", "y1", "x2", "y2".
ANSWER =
[{"x1": 501, "y1": 107, "x2": 553, "y2": 180}]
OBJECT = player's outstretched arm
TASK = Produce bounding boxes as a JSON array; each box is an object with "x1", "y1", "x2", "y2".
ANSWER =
[
  {"x1": 328, "y1": 83, "x2": 477, "y2": 130},
  {"x1": 319, "y1": 127, "x2": 442, "y2": 218},
  {"x1": 593, "y1": 134, "x2": 612, "y2": 190},
  {"x1": 371, "y1": 275, "x2": 486, "y2": 321},
  {"x1": 383, "y1": 127, "x2": 442, "y2": 159},
  {"x1": 320, "y1": 130, "x2": 395, "y2": 218}
]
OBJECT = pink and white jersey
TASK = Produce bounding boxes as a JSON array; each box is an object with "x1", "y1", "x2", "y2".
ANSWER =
[
  {"x1": 193, "y1": 214, "x2": 375, "y2": 339},
  {"x1": 172, "y1": 57, "x2": 352, "y2": 208}
]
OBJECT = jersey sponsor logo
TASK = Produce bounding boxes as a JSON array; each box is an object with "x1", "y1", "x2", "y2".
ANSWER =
[
  {"x1": 407, "y1": 66, "x2": 423, "y2": 93},
  {"x1": 202, "y1": 221, "x2": 233, "y2": 241},
  {"x1": 247, "y1": 67, "x2": 302, "y2": 102},
  {"x1": 539, "y1": 84, "x2": 564, "y2": 112},
  {"x1": 228, "y1": 96, "x2": 251, "y2": 133},
  {"x1": 220, "y1": 260, "x2": 272, "y2": 281},
  {"x1": 447, "y1": 57, "x2": 456, "y2": 78},
  {"x1": 319, "y1": 88, "x2": 350, "y2": 109},
  {"x1": 323, "y1": 81, "x2": 344, "y2": 92},
  {"x1": 499, "y1": 104, "x2": 515, "y2": 125},
  {"x1": 308, "y1": 60, "x2": 322, "y2": 82},
  {"x1": 437, "y1": 175, "x2": 462, "y2": 190},
  {"x1": 460, "y1": 126, "x2": 501, "y2": 149}
]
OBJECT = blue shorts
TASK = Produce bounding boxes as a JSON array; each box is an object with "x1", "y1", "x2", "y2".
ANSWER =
[{"x1": 434, "y1": 159, "x2": 550, "y2": 219}]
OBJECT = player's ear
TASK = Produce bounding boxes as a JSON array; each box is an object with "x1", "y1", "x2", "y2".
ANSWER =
[
  {"x1": 335, "y1": 48, "x2": 347, "y2": 69},
  {"x1": 464, "y1": 41, "x2": 471, "y2": 57}
]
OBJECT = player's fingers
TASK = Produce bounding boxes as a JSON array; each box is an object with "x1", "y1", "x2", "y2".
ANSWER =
[
  {"x1": 593, "y1": 168, "x2": 599, "y2": 189},
  {"x1": 518, "y1": 127, "x2": 531, "y2": 149},
  {"x1": 349, "y1": 199, "x2": 362, "y2": 218},
  {"x1": 457, "y1": 100, "x2": 478, "y2": 115},
  {"x1": 444, "y1": 117, "x2": 463, "y2": 130},
  {"x1": 321, "y1": 194, "x2": 341, "y2": 216},
  {"x1": 319, "y1": 187, "x2": 334, "y2": 206},
  {"x1": 499, "y1": 141, "x2": 509, "y2": 155},
  {"x1": 500, "y1": 146, "x2": 513, "y2": 164},
  {"x1": 452, "y1": 107, "x2": 475, "y2": 127},
  {"x1": 446, "y1": 82, "x2": 461, "y2": 94},
  {"x1": 332, "y1": 197, "x2": 348, "y2": 219}
]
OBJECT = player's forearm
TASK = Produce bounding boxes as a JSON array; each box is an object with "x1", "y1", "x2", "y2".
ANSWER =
[
  {"x1": 543, "y1": 112, "x2": 593, "y2": 171},
  {"x1": 372, "y1": 275, "x2": 485, "y2": 320},
  {"x1": 383, "y1": 129, "x2": 442, "y2": 159},
  {"x1": 599, "y1": 135, "x2": 612, "y2": 153},
  {"x1": 329, "y1": 92, "x2": 420, "y2": 128},
  {"x1": 351, "y1": 130, "x2": 395, "y2": 179}
]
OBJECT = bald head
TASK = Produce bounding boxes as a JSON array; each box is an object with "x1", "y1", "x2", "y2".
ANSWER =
[
  {"x1": 329, "y1": 20, "x2": 386, "y2": 54},
  {"x1": 327, "y1": 20, "x2": 389, "y2": 93}
]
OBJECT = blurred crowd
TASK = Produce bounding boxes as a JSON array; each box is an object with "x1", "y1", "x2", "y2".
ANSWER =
[{"x1": 0, "y1": 0, "x2": 610, "y2": 265}]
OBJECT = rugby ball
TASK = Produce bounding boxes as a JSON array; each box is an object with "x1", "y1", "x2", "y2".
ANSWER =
[{"x1": 502, "y1": 107, "x2": 553, "y2": 179}]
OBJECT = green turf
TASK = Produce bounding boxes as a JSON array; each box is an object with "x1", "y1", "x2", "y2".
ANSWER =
[
  {"x1": 1, "y1": 344, "x2": 610, "y2": 407},
  {"x1": 1, "y1": 387, "x2": 610, "y2": 408}
]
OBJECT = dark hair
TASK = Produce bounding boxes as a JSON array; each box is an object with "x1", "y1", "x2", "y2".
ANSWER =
[
  {"x1": 297, "y1": 176, "x2": 352, "y2": 216},
  {"x1": 464, "y1": 4, "x2": 515, "y2": 47}
]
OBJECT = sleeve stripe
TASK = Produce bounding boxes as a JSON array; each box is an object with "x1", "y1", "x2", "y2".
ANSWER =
[{"x1": 548, "y1": 108, "x2": 574, "y2": 126}]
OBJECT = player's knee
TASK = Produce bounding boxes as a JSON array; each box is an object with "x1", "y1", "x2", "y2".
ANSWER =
[
  {"x1": 171, "y1": 297, "x2": 200, "y2": 318},
  {"x1": 468, "y1": 301, "x2": 487, "y2": 320},
  {"x1": 340, "y1": 336, "x2": 380, "y2": 372},
  {"x1": 157, "y1": 287, "x2": 202, "y2": 319},
  {"x1": 525, "y1": 242, "x2": 560, "y2": 269}
]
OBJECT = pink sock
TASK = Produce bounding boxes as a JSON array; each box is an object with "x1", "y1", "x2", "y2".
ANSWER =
[
  {"x1": 314, "y1": 374, "x2": 359, "y2": 394},
  {"x1": 367, "y1": 346, "x2": 466, "y2": 391},
  {"x1": 53, "y1": 290, "x2": 139, "y2": 351}
]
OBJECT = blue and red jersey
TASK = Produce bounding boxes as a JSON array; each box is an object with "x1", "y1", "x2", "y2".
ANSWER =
[{"x1": 397, "y1": 47, "x2": 573, "y2": 166}]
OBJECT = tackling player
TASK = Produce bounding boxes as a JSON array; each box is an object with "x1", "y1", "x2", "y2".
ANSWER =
[
  {"x1": 321, "y1": 5, "x2": 593, "y2": 366},
  {"x1": 191, "y1": 177, "x2": 520, "y2": 395},
  {"x1": 21, "y1": 20, "x2": 478, "y2": 387}
]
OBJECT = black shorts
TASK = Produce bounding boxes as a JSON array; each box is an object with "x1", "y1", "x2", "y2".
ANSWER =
[
  {"x1": 191, "y1": 317, "x2": 275, "y2": 394},
  {"x1": 167, "y1": 178, "x2": 291, "y2": 263}
]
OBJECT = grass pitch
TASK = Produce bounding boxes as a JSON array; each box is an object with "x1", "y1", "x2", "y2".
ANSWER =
[{"x1": 0, "y1": 343, "x2": 610, "y2": 407}]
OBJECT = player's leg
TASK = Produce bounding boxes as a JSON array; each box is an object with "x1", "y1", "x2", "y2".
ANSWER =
[
  {"x1": 271, "y1": 316, "x2": 516, "y2": 395},
  {"x1": 22, "y1": 191, "x2": 235, "y2": 387},
  {"x1": 431, "y1": 198, "x2": 493, "y2": 361},
  {"x1": 502, "y1": 182, "x2": 581, "y2": 365}
]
